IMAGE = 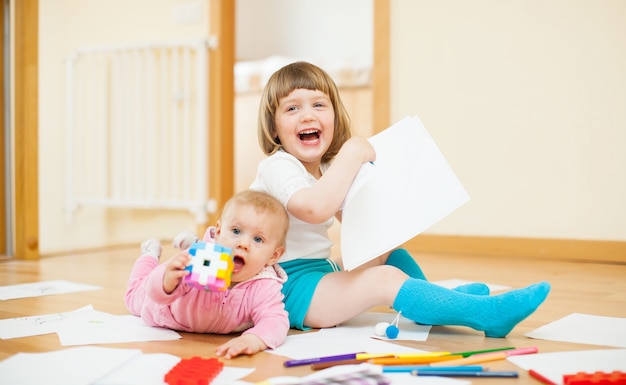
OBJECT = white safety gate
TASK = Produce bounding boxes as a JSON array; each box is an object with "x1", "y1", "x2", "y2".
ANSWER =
[{"x1": 65, "y1": 40, "x2": 215, "y2": 223}]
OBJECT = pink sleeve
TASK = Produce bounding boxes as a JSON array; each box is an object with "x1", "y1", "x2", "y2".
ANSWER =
[
  {"x1": 144, "y1": 262, "x2": 188, "y2": 304},
  {"x1": 241, "y1": 280, "x2": 289, "y2": 349}
]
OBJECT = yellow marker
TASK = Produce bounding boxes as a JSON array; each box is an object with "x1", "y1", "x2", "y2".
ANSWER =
[
  {"x1": 370, "y1": 355, "x2": 464, "y2": 365},
  {"x1": 356, "y1": 351, "x2": 449, "y2": 360}
]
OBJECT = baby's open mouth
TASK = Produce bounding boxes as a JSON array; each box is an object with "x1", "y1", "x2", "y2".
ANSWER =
[
  {"x1": 233, "y1": 256, "x2": 244, "y2": 272},
  {"x1": 299, "y1": 130, "x2": 320, "y2": 141}
]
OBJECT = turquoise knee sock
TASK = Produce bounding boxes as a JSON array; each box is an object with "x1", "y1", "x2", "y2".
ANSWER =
[
  {"x1": 392, "y1": 278, "x2": 551, "y2": 337},
  {"x1": 386, "y1": 249, "x2": 427, "y2": 280},
  {"x1": 386, "y1": 249, "x2": 490, "y2": 295},
  {"x1": 453, "y1": 283, "x2": 490, "y2": 295}
]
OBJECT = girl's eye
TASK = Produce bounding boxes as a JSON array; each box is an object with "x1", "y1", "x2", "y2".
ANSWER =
[
  {"x1": 253, "y1": 236, "x2": 263, "y2": 243},
  {"x1": 286, "y1": 105, "x2": 298, "y2": 112}
]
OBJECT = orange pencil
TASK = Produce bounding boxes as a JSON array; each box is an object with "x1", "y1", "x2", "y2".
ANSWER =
[{"x1": 430, "y1": 351, "x2": 508, "y2": 366}]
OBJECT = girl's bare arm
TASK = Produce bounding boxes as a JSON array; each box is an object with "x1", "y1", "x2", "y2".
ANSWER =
[{"x1": 288, "y1": 137, "x2": 375, "y2": 223}]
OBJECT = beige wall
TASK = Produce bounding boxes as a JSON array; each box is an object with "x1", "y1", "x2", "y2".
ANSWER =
[
  {"x1": 390, "y1": 0, "x2": 626, "y2": 241},
  {"x1": 39, "y1": 0, "x2": 210, "y2": 253}
]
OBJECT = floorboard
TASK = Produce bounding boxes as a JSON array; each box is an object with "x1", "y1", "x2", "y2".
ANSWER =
[{"x1": 1, "y1": 245, "x2": 625, "y2": 383}]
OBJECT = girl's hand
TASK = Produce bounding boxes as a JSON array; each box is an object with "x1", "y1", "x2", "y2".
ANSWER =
[
  {"x1": 287, "y1": 136, "x2": 376, "y2": 224},
  {"x1": 341, "y1": 137, "x2": 376, "y2": 164},
  {"x1": 215, "y1": 334, "x2": 267, "y2": 359},
  {"x1": 162, "y1": 252, "x2": 191, "y2": 294}
]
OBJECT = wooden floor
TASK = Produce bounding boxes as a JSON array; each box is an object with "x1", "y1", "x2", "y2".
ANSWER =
[{"x1": 1, "y1": 245, "x2": 625, "y2": 384}]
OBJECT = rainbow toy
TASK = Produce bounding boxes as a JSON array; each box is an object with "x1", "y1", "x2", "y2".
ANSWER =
[{"x1": 184, "y1": 242, "x2": 233, "y2": 291}]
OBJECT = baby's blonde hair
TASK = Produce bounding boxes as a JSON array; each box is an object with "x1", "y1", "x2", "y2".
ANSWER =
[
  {"x1": 258, "y1": 61, "x2": 352, "y2": 164},
  {"x1": 220, "y1": 190, "x2": 289, "y2": 246}
]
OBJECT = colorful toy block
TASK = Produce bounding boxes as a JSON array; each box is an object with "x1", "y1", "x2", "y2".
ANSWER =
[
  {"x1": 164, "y1": 356, "x2": 224, "y2": 385},
  {"x1": 563, "y1": 371, "x2": 626, "y2": 385},
  {"x1": 184, "y1": 242, "x2": 234, "y2": 291}
]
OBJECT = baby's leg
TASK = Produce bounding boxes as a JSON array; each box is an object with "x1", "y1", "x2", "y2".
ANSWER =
[
  {"x1": 393, "y1": 279, "x2": 551, "y2": 337},
  {"x1": 173, "y1": 231, "x2": 199, "y2": 250},
  {"x1": 124, "y1": 239, "x2": 162, "y2": 315},
  {"x1": 385, "y1": 248, "x2": 489, "y2": 295}
]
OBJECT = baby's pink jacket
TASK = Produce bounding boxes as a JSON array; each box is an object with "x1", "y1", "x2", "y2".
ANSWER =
[{"x1": 140, "y1": 261, "x2": 289, "y2": 349}]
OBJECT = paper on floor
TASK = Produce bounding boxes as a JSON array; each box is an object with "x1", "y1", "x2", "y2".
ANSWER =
[
  {"x1": 0, "y1": 346, "x2": 253, "y2": 385},
  {"x1": 525, "y1": 313, "x2": 626, "y2": 348},
  {"x1": 0, "y1": 279, "x2": 101, "y2": 300},
  {"x1": 268, "y1": 312, "x2": 430, "y2": 360},
  {"x1": 0, "y1": 305, "x2": 180, "y2": 345},
  {"x1": 508, "y1": 349, "x2": 626, "y2": 385}
]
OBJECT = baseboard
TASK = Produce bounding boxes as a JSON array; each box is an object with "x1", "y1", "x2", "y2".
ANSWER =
[{"x1": 403, "y1": 235, "x2": 626, "y2": 264}]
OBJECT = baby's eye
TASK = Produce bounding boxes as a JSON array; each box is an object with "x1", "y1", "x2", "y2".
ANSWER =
[
  {"x1": 253, "y1": 236, "x2": 263, "y2": 243},
  {"x1": 231, "y1": 228, "x2": 241, "y2": 235}
]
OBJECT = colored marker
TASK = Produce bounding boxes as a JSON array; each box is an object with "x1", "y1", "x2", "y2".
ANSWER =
[
  {"x1": 529, "y1": 369, "x2": 558, "y2": 385},
  {"x1": 504, "y1": 346, "x2": 538, "y2": 356},
  {"x1": 450, "y1": 346, "x2": 515, "y2": 357},
  {"x1": 431, "y1": 346, "x2": 538, "y2": 367},
  {"x1": 383, "y1": 365, "x2": 483, "y2": 373},
  {"x1": 283, "y1": 352, "x2": 364, "y2": 367},
  {"x1": 371, "y1": 355, "x2": 464, "y2": 365},
  {"x1": 356, "y1": 351, "x2": 449, "y2": 360},
  {"x1": 430, "y1": 351, "x2": 509, "y2": 366},
  {"x1": 311, "y1": 359, "x2": 367, "y2": 370},
  {"x1": 412, "y1": 370, "x2": 519, "y2": 378}
]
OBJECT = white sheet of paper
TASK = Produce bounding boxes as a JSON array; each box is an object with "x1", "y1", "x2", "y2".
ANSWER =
[
  {"x1": 0, "y1": 279, "x2": 101, "y2": 300},
  {"x1": 0, "y1": 305, "x2": 94, "y2": 339},
  {"x1": 0, "y1": 346, "x2": 253, "y2": 385},
  {"x1": 58, "y1": 314, "x2": 181, "y2": 346},
  {"x1": 94, "y1": 352, "x2": 254, "y2": 385},
  {"x1": 0, "y1": 305, "x2": 181, "y2": 345},
  {"x1": 0, "y1": 347, "x2": 142, "y2": 385},
  {"x1": 268, "y1": 312, "x2": 430, "y2": 360},
  {"x1": 508, "y1": 349, "x2": 626, "y2": 385},
  {"x1": 341, "y1": 116, "x2": 470, "y2": 270},
  {"x1": 525, "y1": 313, "x2": 626, "y2": 348}
]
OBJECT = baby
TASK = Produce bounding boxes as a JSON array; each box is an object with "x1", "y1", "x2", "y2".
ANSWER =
[{"x1": 124, "y1": 190, "x2": 290, "y2": 358}]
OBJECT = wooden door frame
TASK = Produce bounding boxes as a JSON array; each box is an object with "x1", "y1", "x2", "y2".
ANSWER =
[
  {"x1": 12, "y1": 0, "x2": 39, "y2": 260},
  {"x1": 373, "y1": 0, "x2": 390, "y2": 133},
  {"x1": 205, "y1": 0, "x2": 235, "y2": 231},
  {"x1": 1, "y1": 0, "x2": 6, "y2": 256}
]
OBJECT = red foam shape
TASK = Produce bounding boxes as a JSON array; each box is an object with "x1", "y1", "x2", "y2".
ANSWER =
[
  {"x1": 563, "y1": 371, "x2": 626, "y2": 385},
  {"x1": 164, "y1": 356, "x2": 224, "y2": 385}
]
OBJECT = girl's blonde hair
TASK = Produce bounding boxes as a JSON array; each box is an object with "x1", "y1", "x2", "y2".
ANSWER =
[{"x1": 258, "y1": 61, "x2": 351, "y2": 164}]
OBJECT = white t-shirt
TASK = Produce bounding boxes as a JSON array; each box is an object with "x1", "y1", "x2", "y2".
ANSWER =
[{"x1": 250, "y1": 150, "x2": 334, "y2": 262}]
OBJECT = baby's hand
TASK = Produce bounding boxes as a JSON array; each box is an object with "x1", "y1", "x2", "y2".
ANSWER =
[
  {"x1": 163, "y1": 252, "x2": 191, "y2": 294},
  {"x1": 215, "y1": 334, "x2": 267, "y2": 359}
]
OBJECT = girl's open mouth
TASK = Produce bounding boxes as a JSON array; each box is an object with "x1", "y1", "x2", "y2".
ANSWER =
[{"x1": 299, "y1": 130, "x2": 320, "y2": 141}]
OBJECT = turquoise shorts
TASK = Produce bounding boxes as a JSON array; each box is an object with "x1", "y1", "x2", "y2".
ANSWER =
[{"x1": 279, "y1": 258, "x2": 341, "y2": 330}]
